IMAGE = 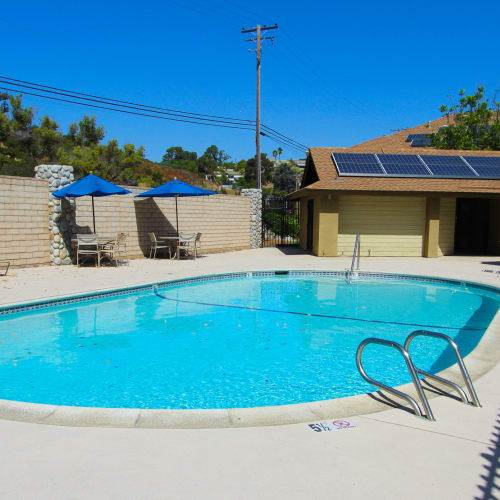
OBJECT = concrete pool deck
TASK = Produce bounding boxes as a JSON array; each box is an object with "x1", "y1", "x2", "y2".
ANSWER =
[{"x1": 0, "y1": 249, "x2": 499, "y2": 498}]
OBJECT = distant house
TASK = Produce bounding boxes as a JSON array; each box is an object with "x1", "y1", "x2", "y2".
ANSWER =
[
  {"x1": 288, "y1": 118, "x2": 500, "y2": 257},
  {"x1": 225, "y1": 169, "x2": 243, "y2": 184},
  {"x1": 293, "y1": 159, "x2": 307, "y2": 168}
]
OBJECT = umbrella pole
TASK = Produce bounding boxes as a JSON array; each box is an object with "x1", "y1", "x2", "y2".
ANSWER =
[
  {"x1": 92, "y1": 196, "x2": 96, "y2": 234},
  {"x1": 175, "y1": 196, "x2": 179, "y2": 235}
]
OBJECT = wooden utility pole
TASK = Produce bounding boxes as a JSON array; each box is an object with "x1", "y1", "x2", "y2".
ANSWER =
[{"x1": 242, "y1": 23, "x2": 278, "y2": 189}]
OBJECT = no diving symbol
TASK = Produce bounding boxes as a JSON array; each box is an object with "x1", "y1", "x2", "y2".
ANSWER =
[{"x1": 332, "y1": 420, "x2": 351, "y2": 429}]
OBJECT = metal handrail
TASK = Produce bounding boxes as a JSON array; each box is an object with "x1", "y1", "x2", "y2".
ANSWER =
[
  {"x1": 404, "y1": 330, "x2": 481, "y2": 407},
  {"x1": 351, "y1": 234, "x2": 360, "y2": 273},
  {"x1": 347, "y1": 234, "x2": 360, "y2": 283},
  {"x1": 356, "y1": 338, "x2": 435, "y2": 421}
]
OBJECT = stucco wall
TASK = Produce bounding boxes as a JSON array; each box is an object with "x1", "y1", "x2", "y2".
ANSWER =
[
  {"x1": 74, "y1": 187, "x2": 251, "y2": 257},
  {"x1": 337, "y1": 194, "x2": 426, "y2": 257},
  {"x1": 0, "y1": 175, "x2": 50, "y2": 267},
  {"x1": 438, "y1": 197, "x2": 456, "y2": 256}
]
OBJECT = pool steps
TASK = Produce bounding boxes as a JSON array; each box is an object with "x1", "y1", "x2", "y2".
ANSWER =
[{"x1": 356, "y1": 330, "x2": 481, "y2": 422}]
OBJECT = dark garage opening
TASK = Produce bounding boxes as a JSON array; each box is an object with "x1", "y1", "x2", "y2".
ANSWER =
[{"x1": 454, "y1": 198, "x2": 500, "y2": 255}]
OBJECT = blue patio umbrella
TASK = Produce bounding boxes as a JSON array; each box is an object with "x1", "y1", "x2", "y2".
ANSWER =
[
  {"x1": 135, "y1": 179, "x2": 216, "y2": 234},
  {"x1": 53, "y1": 174, "x2": 132, "y2": 233}
]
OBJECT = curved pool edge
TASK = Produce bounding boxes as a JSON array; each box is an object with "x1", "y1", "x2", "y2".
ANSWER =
[{"x1": 0, "y1": 270, "x2": 499, "y2": 428}]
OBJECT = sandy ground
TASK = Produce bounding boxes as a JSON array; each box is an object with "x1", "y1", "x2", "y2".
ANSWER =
[{"x1": 0, "y1": 248, "x2": 499, "y2": 499}]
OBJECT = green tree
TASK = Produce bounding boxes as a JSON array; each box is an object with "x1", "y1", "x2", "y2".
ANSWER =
[
  {"x1": 161, "y1": 146, "x2": 198, "y2": 172},
  {"x1": 277, "y1": 147, "x2": 283, "y2": 161},
  {"x1": 34, "y1": 115, "x2": 63, "y2": 162},
  {"x1": 73, "y1": 115, "x2": 105, "y2": 147},
  {"x1": 151, "y1": 170, "x2": 164, "y2": 186},
  {"x1": 0, "y1": 94, "x2": 38, "y2": 175},
  {"x1": 0, "y1": 93, "x2": 11, "y2": 142},
  {"x1": 244, "y1": 153, "x2": 274, "y2": 185},
  {"x1": 273, "y1": 162, "x2": 297, "y2": 194},
  {"x1": 9, "y1": 94, "x2": 34, "y2": 132},
  {"x1": 196, "y1": 145, "x2": 230, "y2": 176},
  {"x1": 272, "y1": 149, "x2": 278, "y2": 161},
  {"x1": 162, "y1": 146, "x2": 197, "y2": 164},
  {"x1": 431, "y1": 86, "x2": 500, "y2": 150},
  {"x1": 58, "y1": 139, "x2": 144, "y2": 184},
  {"x1": 235, "y1": 159, "x2": 246, "y2": 173}
]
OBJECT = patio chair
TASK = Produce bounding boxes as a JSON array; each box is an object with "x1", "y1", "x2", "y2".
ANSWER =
[
  {"x1": 0, "y1": 261, "x2": 10, "y2": 276},
  {"x1": 101, "y1": 233, "x2": 129, "y2": 266},
  {"x1": 194, "y1": 232, "x2": 202, "y2": 257},
  {"x1": 148, "y1": 233, "x2": 171, "y2": 259},
  {"x1": 178, "y1": 233, "x2": 197, "y2": 259},
  {"x1": 76, "y1": 234, "x2": 101, "y2": 267}
]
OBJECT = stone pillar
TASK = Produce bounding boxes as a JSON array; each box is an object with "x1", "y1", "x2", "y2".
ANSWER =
[
  {"x1": 241, "y1": 188, "x2": 262, "y2": 249},
  {"x1": 35, "y1": 165, "x2": 76, "y2": 265}
]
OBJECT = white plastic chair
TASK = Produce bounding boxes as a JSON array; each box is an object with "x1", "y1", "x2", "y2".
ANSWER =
[
  {"x1": 0, "y1": 261, "x2": 10, "y2": 276},
  {"x1": 76, "y1": 234, "x2": 100, "y2": 267},
  {"x1": 178, "y1": 233, "x2": 197, "y2": 259},
  {"x1": 101, "y1": 233, "x2": 129, "y2": 266},
  {"x1": 148, "y1": 233, "x2": 171, "y2": 259}
]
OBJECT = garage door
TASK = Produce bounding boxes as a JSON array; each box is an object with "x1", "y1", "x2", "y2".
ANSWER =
[{"x1": 337, "y1": 195, "x2": 426, "y2": 257}]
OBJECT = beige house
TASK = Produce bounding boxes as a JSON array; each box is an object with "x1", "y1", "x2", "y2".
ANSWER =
[{"x1": 288, "y1": 119, "x2": 500, "y2": 257}]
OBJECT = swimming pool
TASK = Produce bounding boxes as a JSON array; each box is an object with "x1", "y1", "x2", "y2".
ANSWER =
[{"x1": 0, "y1": 271, "x2": 499, "y2": 410}]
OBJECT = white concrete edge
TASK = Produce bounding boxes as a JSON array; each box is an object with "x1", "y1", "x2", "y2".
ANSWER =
[{"x1": 0, "y1": 270, "x2": 499, "y2": 429}]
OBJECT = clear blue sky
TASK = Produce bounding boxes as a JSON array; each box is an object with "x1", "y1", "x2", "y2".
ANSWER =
[{"x1": 3, "y1": 0, "x2": 499, "y2": 163}]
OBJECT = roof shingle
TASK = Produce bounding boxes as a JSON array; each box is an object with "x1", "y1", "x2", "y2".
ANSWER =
[{"x1": 290, "y1": 118, "x2": 500, "y2": 198}]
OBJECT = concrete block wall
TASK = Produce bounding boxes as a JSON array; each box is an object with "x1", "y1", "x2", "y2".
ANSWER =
[
  {"x1": 74, "y1": 186, "x2": 251, "y2": 257},
  {"x1": 0, "y1": 175, "x2": 50, "y2": 267}
]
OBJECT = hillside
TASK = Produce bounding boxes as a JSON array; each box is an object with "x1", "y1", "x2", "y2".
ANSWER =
[{"x1": 138, "y1": 159, "x2": 219, "y2": 191}]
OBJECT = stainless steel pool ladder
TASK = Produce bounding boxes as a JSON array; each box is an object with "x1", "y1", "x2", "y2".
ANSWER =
[
  {"x1": 404, "y1": 330, "x2": 481, "y2": 408},
  {"x1": 356, "y1": 337, "x2": 435, "y2": 421},
  {"x1": 356, "y1": 331, "x2": 481, "y2": 421},
  {"x1": 346, "y1": 234, "x2": 360, "y2": 283}
]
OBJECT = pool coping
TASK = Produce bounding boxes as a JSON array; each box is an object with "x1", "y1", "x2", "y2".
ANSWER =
[{"x1": 0, "y1": 269, "x2": 499, "y2": 428}]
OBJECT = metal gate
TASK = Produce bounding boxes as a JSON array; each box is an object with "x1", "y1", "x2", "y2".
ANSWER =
[{"x1": 261, "y1": 195, "x2": 300, "y2": 247}]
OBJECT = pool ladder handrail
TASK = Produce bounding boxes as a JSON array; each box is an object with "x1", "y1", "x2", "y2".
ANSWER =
[
  {"x1": 347, "y1": 234, "x2": 361, "y2": 283},
  {"x1": 356, "y1": 337, "x2": 435, "y2": 421},
  {"x1": 404, "y1": 330, "x2": 481, "y2": 407}
]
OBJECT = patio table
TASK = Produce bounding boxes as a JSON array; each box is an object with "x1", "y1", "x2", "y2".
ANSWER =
[
  {"x1": 71, "y1": 236, "x2": 116, "y2": 248},
  {"x1": 68, "y1": 236, "x2": 117, "y2": 267},
  {"x1": 157, "y1": 236, "x2": 181, "y2": 260}
]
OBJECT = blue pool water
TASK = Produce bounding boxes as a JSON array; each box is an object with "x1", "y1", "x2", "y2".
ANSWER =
[{"x1": 0, "y1": 273, "x2": 498, "y2": 409}]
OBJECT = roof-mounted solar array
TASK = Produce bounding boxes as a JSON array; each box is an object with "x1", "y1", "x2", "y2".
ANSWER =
[
  {"x1": 421, "y1": 155, "x2": 476, "y2": 177},
  {"x1": 405, "y1": 133, "x2": 433, "y2": 147},
  {"x1": 332, "y1": 153, "x2": 383, "y2": 175},
  {"x1": 410, "y1": 137, "x2": 433, "y2": 147},
  {"x1": 405, "y1": 134, "x2": 425, "y2": 142},
  {"x1": 465, "y1": 156, "x2": 500, "y2": 178},
  {"x1": 377, "y1": 154, "x2": 430, "y2": 176},
  {"x1": 331, "y1": 153, "x2": 500, "y2": 179}
]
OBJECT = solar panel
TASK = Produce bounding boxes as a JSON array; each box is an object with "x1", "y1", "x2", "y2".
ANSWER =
[
  {"x1": 331, "y1": 152, "x2": 500, "y2": 180},
  {"x1": 410, "y1": 137, "x2": 433, "y2": 147},
  {"x1": 464, "y1": 156, "x2": 500, "y2": 178},
  {"x1": 377, "y1": 154, "x2": 430, "y2": 176},
  {"x1": 332, "y1": 153, "x2": 383, "y2": 175},
  {"x1": 420, "y1": 155, "x2": 477, "y2": 177},
  {"x1": 406, "y1": 134, "x2": 430, "y2": 143}
]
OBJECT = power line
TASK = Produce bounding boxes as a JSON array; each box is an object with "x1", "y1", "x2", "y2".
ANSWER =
[
  {"x1": 260, "y1": 131, "x2": 306, "y2": 153},
  {"x1": 261, "y1": 124, "x2": 308, "y2": 149},
  {"x1": 0, "y1": 76, "x2": 254, "y2": 124},
  {"x1": 0, "y1": 85, "x2": 255, "y2": 131},
  {"x1": 0, "y1": 84, "x2": 306, "y2": 153},
  {"x1": 1, "y1": 76, "x2": 307, "y2": 149},
  {"x1": 1, "y1": 75, "x2": 308, "y2": 153}
]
